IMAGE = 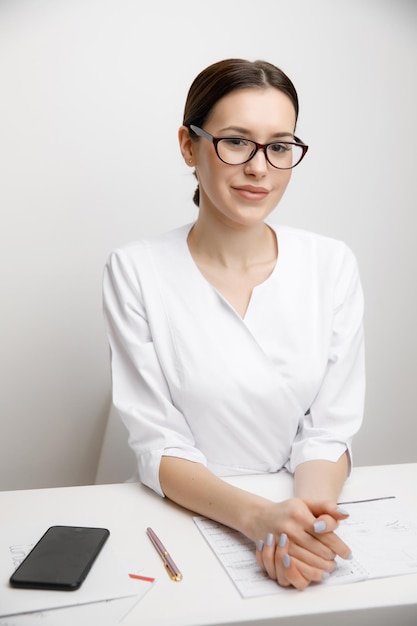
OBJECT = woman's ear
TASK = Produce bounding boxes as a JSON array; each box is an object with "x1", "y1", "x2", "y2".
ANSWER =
[{"x1": 178, "y1": 125, "x2": 195, "y2": 167}]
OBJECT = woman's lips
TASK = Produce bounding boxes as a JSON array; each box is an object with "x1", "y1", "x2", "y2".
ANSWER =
[{"x1": 233, "y1": 186, "x2": 270, "y2": 201}]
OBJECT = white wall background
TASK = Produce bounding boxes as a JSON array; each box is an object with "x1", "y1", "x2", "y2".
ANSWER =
[{"x1": 0, "y1": 0, "x2": 416, "y2": 490}]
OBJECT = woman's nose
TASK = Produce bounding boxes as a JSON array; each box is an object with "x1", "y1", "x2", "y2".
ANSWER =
[{"x1": 243, "y1": 148, "x2": 268, "y2": 176}]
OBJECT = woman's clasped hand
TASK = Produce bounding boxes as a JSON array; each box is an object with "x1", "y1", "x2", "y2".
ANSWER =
[{"x1": 255, "y1": 499, "x2": 351, "y2": 589}]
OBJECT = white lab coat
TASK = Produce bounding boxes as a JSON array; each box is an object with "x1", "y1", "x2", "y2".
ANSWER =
[{"x1": 103, "y1": 223, "x2": 365, "y2": 497}]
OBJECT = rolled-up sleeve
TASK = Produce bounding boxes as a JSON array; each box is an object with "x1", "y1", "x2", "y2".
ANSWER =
[
  {"x1": 103, "y1": 248, "x2": 207, "y2": 496},
  {"x1": 287, "y1": 245, "x2": 365, "y2": 474}
]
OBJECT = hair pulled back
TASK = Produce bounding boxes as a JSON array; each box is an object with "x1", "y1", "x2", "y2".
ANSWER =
[{"x1": 182, "y1": 59, "x2": 299, "y2": 206}]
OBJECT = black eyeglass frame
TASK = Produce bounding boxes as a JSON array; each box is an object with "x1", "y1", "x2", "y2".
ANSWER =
[{"x1": 189, "y1": 124, "x2": 309, "y2": 170}]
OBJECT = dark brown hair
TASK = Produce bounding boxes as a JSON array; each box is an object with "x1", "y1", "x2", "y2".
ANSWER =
[{"x1": 182, "y1": 59, "x2": 299, "y2": 206}]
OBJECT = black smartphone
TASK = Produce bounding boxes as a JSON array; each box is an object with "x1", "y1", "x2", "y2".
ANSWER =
[{"x1": 9, "y1": 525, "x2": 110, "y2": 591}]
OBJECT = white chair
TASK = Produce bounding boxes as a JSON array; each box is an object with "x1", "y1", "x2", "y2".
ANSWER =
[{"x1": 95, "y1": 405, "x2": 138, "y2": 484}]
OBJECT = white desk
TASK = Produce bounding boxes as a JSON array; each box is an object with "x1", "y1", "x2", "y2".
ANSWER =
[{"x1": 2, "y1": 464, "x2": 416, "y2": 626}]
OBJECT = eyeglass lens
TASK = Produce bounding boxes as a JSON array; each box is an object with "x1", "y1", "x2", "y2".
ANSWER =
[{"x1": 217, "y1": 138, "x2": 304, "y2": 169}]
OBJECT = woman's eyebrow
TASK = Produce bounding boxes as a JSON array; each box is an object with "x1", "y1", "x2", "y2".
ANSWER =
[{"x1": 219, "y1": 126, "x2": 294, "y2": 139}]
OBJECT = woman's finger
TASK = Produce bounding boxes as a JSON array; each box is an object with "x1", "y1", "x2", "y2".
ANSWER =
[
  {"x1": 275, "y1": 533, "x2": 304, "y2": 588},
  {"x1": 312, "y1": 529, "x2": 352, "y2": 560},
  {"x1": 257, "y1": 532, "x2": 278, "y2": 580},
  {"x1": 288, "y1": 541, "x2": 336, "y2": 573},
  {"x1": 274, "y1": 534, "x2": 324, "y2": 590},
  {"x1": 256, "y1": 532, "x2": 333, "y2": 590},
  {"x1": 312, "y1": 513, "x2": 339, "y2": 534},
  {"x1": 273, "y1": 533, "x2": 292, "y2": 587},
  {"x1": 306, "y1": 501, "x2": 350, "y2": 522}
]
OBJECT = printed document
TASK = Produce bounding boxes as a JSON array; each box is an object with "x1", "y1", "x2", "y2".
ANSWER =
[{"x1": 194, "y1": 497, "x2": 417, "y2": 598}]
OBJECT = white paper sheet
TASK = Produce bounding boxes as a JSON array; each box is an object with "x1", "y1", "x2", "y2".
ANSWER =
[
  {"x1": 0, "y1": 596, "x2": 138, "y2": 626},
  {"x1": 336, "y1": 497, "x2": 417, "y2": 578},
  {"x1": 193, "y1": 496, "x2": 417, "y2": 598},
  {"x1": 0, "y1": 523, "x2": 147, "y2": 618},
  {"x1": 0, "y1": 566, "x2": 154, "y2": 626}
]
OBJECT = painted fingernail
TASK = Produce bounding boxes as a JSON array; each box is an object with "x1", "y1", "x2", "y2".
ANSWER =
[
  {"x1": 336, "y1": 506, "x2": 349, "y2": 516},
  {"x1": 313, "y1": 520, "x2": 327, "y2": 533},
  {"x1": 278, "y1": 533, "x2": 287, "y2": 548},
  {"x1": 345, "y1": 552, "x2": 353, "y2": 560},
  {"x1": 283, "y1": 553, "x2": 291, "y2": 569},
  {"x1": 257, "y1": 539, "x2": 264, "y2": 552},
  {"x1": 266, "y1": 533, "x2": 274, "y2": 547},
  {"x1": 322, "y1": 571, "x2": 331, "y2": 579}
]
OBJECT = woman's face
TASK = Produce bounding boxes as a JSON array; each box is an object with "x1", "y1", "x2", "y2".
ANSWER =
[{"x1": 181, "y1": 87, "x2": 297, "y2": 229}]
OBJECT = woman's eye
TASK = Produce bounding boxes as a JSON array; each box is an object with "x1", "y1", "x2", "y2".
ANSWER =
[
  {"x1": 269, "y1": 142, "x2": 290, "y2": 153},
  {"x1": 222, "y1": 138, "x2": 249, "y2": 149}
]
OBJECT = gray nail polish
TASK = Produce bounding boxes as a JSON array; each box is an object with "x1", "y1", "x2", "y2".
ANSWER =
[
  {"x1": 313, "y1": 520, "x2": 327, "y2": 533},
  {"x1": 257, "y1": 539, "x2": 264, "y2": 552},
  {"x1": 345, "y1": 552, "x2": 353, "y2": 560},
  {"x1": 322, "y1": 571, "x2": 331, "y2": 579},
  {"x1": 278, "y1": 533, "x2": 287, "y2": 548},
  {"x1": 336, "y1": 506, "x2": 349, "y2": 516},
  {"x1": 283, "y1": 553, "x2": 291, "y2": 569},
  {"x1": 266, "y1": 532, "x2": 274, "y2": 547}
]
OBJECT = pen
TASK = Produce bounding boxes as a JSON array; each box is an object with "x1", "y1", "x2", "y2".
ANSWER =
[
  {"x1": 146, "y1": 527, "x2": 183, "y2": 582},
  {"x1": 338, "y1": 496, "x2": 396, "y2": 505}
]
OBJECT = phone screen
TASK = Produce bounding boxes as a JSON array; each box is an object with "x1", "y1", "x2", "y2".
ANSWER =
[{"x1": 9, "y1": 525, "x2": 110, "y2": 590}]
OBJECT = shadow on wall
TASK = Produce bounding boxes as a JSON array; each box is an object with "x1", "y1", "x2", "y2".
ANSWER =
[{"x1": 95, "y1": 405, "x2": 137, "y2": 484}]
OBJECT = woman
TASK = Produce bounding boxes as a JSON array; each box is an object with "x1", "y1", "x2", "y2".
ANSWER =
[{"x1": 103, "y1": 59, "x2": 365, "y2": 590}]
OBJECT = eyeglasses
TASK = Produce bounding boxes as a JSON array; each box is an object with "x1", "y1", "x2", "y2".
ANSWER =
[{"x1": 189, "y1": 125, "x2": 308, "y2": 170}]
